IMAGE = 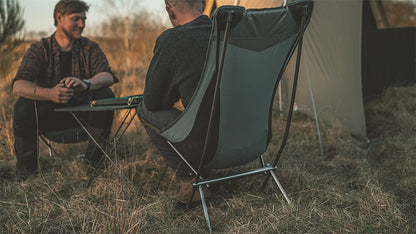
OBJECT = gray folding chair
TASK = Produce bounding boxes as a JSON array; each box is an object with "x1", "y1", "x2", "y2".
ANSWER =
[{"x1": 146, "y1": 0, "x2": 314, "y2": 231}]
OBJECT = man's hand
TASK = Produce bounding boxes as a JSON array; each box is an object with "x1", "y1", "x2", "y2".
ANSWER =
[
  {"x1": 13, "y1": 80, "x2": 75, "y2": 103},
  {"x1": 49, "y1": 83, "x2": 74, "y2": 104},
  {"x1": 60, "y1": 77, "x2": 88, "y2": 92}
]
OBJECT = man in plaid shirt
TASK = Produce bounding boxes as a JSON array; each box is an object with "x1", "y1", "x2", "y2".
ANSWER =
[{"x1": 12, "y1": 0, "x2": 118, "y2": 178}]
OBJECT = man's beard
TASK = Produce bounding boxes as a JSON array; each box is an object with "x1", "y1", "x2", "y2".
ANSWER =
[{"x1": 62, "y1": 27, "x2": 82, "y2": 40}]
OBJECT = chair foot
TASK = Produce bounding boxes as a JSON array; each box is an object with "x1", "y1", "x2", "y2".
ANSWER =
[
  {"x1": 199, "y1": 185, "x2": 212, "y2": 233},
  {"x1": 75, "y1": 154, "x2": 85, "y2": 158},
  {"x1": 269, "y1": 170, "x2": 295, "y2": 211},
  {"x1": 155, "y1": 166, "x2": 168, "y2": 191}
]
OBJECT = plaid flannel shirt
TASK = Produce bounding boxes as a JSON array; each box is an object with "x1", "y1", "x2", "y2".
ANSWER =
[{"x1": 13, "y1": 33, "x2": 118, "y2": 102}]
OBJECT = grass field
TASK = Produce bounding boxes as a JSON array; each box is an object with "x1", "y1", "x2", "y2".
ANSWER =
[{"x1": 0, "y1": 40, "x2": 415, "y2": 232}]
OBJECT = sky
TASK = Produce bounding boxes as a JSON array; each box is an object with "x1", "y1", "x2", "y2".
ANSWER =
[
  {"x1": 18, "y1": 0, "x2": 416, "y2": 34},
  {"x1": 19, "y1": 0, "x2": 169, "y2": 34}
]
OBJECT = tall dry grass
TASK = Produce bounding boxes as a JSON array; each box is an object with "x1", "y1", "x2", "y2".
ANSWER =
[
  {"x1": 1, "y1": 81, "x2": 415, "y2": 232},
  {"x1": 0, "y1": 42, "x2": 28, "y2": 162},
  {"x1": 1, "y1": 21, "x2": 415, "y2": 233}
]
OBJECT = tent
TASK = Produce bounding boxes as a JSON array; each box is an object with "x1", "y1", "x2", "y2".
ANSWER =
[
  {"x1": 204, "y1": 0, "x2": 416, "y2": 141},
  {"x1": 285, "y1": 0, "x2": 366, "y2": 138},
  {"x1": 362, "y1": 1, "x2": 416, "y2": 101},
  {"x1": 204, "y1": 0, "x2": 368, "y2": 141}
]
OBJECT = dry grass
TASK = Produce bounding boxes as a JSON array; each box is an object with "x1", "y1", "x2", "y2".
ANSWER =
[{"x1": 1, "y1": 39, "x2": 415, "y2": 232}]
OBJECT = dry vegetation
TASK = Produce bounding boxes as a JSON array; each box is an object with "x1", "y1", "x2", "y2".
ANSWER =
[{"x1": 1, "y1": 16, "x2": 416, "y2": 233}]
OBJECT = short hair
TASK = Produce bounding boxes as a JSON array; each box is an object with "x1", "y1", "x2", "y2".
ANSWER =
[
  {"x1": 53, "y1": 0, "x2": 90, "y2": 26},
  {"x1": 166, "y1": 0, "x2": 204, "y2": 12}
]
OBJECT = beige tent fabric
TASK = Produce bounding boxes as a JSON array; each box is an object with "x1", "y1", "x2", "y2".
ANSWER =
[
  {"x1": 282, "y1": 0, "x2": 367, "y2": 137},
  {"x1": 210, "y1": 0, "x2": 367, "y2": 137},
  {"x1": 204, "y1": 0, "x2": 216, "y2": 15}
]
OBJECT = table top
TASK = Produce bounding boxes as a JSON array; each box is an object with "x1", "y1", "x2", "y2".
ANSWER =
[{"x1": 55, "y1": 104, "x2": 138, "y2": 112}]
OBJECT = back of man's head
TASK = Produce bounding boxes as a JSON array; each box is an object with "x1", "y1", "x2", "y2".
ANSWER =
[
  {"x1": 166, "y1": 0, "x2": 204, "y2": 14},
  {"x1": 53, "y1": 0, "x2": 90, "y2": 26}
]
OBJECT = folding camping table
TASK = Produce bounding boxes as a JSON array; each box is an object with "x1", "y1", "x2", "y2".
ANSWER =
[{"x1": 55, "y1": 95, "x2": 142, "y2": 190}]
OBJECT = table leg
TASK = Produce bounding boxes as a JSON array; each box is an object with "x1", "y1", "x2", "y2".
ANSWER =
[{"x1": 71, "y1": 112, "x2": 139, "y2": 191}]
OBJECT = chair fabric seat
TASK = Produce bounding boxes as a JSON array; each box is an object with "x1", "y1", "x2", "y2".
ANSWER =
[{"x1": 41, "y1": 127, "x2": 88, "y2": 143}]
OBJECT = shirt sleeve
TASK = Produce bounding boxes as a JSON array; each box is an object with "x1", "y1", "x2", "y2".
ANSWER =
[
  {"x1": 143, "y1": 36, "x2": 179, "y2": 111},
  {"x1": 89, "y1": 43, "x2": 119, "y2": 84},
  {"x1": 12, "y1": 44, "x2": 44, "y2": 87}
]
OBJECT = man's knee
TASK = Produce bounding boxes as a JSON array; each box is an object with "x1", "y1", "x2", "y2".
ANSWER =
[
  {"x1": 14, "y1": 98, "x2": 35, "y2": 119},
  {"x1": 137, "y1": 101, "x2": 181, "y2": 130},
  {"x1": 13, "y1": 98, "x2": 37, "y2": 136}
]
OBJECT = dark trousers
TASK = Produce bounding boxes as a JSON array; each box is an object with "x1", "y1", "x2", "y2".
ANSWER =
[
  {"x1": 13, "y1": 88, "x2": 115, "y2": 174},
  {"x1": 137, "y1": 102, "x2": 199, "y2": 179}
]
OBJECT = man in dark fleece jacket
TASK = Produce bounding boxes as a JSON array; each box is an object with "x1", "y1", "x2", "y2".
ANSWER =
[{"x1": 137, "y1": 0, "x2": 212, "y2": 204}]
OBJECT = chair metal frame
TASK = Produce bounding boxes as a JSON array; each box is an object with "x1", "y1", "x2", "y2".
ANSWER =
[{"x1": 39, "y1": 128, "x2": 89, "y2": 160}]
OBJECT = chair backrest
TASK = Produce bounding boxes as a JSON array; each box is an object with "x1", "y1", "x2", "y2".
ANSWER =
[{"x1": 160, "y1": 0, "x2": 314, "y2": 169}]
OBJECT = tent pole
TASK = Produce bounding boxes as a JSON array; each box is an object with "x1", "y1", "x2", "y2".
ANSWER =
[
  {"x1": 304, "y1": 55, "x2": 325, "y2": 160},
  {"x1": 277, "y1": 0, "x2": 287, "y2": 117},
  {"x1": 278, "y1": 83, "x2": 283, "y2": 116}
]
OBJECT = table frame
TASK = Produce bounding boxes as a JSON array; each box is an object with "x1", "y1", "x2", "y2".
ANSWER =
[{"x1": 55, "y1": 104, "x2": 139, "y2": 190}]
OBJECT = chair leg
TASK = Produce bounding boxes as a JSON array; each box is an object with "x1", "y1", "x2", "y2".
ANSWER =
[
  {"x1": 47, "y1": 139, "x2": 52, "y2": 158},
  {"x1": 155, "y1": 166, "x2": 168, "y2": 191},
  {"x1": 199, "y1": 185, "x2": 212, "y2": 233},
  {"x1": 187, "y1": 186, "x2": 198, "y2": 210},
  {"x1": 166, "y1": 141, "x2": 212, "y2": 231},
  {"x1": 259, "y1": 155, "x2": 266, "y2": 167},
  {"x1": 269, "y1": 170, "x2": 295, "y2": 210},
  {"x1": 75, "y1": 153, "x2": 85, "y2": 158},
  {"x1": 39, "y1": 135, "x2": 57, "y2": 161},
  {"x1": 259, "y1": 155, "x2": 268, "y2": 175},
  {"x1": 185, "y1": 182, "x2": 212, "y2": 232}
]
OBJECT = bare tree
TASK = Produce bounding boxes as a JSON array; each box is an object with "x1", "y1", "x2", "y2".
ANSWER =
[
  {"x1": 97, "y1": 9, "x2": 166, "y2": 96},
  {"x1": 96, "y1": 0, "x2": 168, "y2": 96},
  {"x1": 0, "y1": 0, "x2": 24, "y2": 45},
  {"x1": 101, "y1": 0, "x2": 143, "y2": 72}
]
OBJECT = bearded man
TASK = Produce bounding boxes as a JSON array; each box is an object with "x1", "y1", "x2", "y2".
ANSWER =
[{"x1": 12, "y1": 0, "x2": 118, "y2": 178}]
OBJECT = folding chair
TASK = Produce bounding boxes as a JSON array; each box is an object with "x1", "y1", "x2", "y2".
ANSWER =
[
  {"x1": 147, "y1": 0, "x2": 314, "y2": 231},
  {"x1": 39, "y1": 128, "x2": 88, "y2": 160}
]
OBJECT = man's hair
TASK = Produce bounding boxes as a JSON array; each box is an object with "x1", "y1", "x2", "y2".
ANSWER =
[
  {"x1": 53, "y1": 0, "x2": 90, "y2": 26},
  {"x1": 166, "y1": 0, "x2": 204, "y2": 12}
]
